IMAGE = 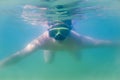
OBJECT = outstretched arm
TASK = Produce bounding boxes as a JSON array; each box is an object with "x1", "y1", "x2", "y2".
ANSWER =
[
  {"x1": 0, "y1": 37, "x2": 42, "y2": 68},
  {"x1": 81, "y1": 36, "x2": 113, "y2": 47},
  {"x1": 71, "y1": 31, "x2": 119, "y2": 48},
  {"x1": 80, "y1": 35, "x2": 119, "y2": 48}
]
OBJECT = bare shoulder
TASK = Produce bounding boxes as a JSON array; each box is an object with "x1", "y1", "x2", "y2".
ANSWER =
[
  {"x1": 37, "y1": 31, "x2": 49, "y2": 40},
  {"x1": 68, "y1": 30, "x2": 83, "y2": 40},
  {"x1": 28, "y1": 31, "x2": 49, "y2": 46},
  {"x1": 36, "y1": 31, "x2": 55, "y2": 44},
  {"x1": 70, "y1": 30, "x2": 95, "y2": 41},
  {"x1": 68, "y1": 30, "x2": 98, "y2": 45},
  {"x1": 70, "y1": 30, "x2": 81, "y2": 36}
]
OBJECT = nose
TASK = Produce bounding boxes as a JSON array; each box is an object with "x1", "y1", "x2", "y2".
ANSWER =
[{"x1": 55, "y1": 33, "x2": 65, "y2": 41}]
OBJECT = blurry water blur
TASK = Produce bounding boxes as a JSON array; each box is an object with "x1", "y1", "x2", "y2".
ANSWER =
[{"x1": 0, "y1": 0, "x2": 120, "y2": 80}]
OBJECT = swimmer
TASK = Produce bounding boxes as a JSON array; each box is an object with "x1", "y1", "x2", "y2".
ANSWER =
[
  {"x1": 0, "y1": 21, "x2": 117, "y2": 68},
  {"x1": 0, "y1": 4, "x2": 119, "y2": 68}
]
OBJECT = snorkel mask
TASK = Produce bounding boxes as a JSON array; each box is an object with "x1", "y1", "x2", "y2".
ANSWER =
[{"x1": 48, "y1": 23, "x2": 71, "y2": 41}]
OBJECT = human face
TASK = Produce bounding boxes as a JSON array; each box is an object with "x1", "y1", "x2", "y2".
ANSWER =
[{"x1": 48, "y1": 27, "x2": 70, "y2": 41}]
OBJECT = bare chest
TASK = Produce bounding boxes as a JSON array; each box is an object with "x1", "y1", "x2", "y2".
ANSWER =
[{"x1": 41, "y1": 38, "x2": 81, "y2": 51}]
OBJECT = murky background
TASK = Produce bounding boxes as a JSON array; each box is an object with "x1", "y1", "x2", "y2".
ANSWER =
[{"x1": 0, "y1": 0, "x2": 120, "y2": 80}]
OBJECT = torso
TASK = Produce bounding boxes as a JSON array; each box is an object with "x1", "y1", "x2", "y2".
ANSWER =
[{"x1": 38, "y1": 31, "x2": 82, "y2": 51}]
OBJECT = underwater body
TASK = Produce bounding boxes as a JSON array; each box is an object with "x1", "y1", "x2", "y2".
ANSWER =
[{"x1": 0, "y1": 0, "x2": 120, "y2": 80}]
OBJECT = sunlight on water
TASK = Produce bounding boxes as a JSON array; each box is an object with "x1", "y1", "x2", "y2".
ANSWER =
[
  {"x1": 0, "y1": 0, "x2": 120, "y2": 80},
  {"x1": 21, "y1": 0, "x2": 99, "y2": 28}
]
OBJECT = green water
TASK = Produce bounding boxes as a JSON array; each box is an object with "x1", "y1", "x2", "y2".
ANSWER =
[{"x1": 0, "y1": 0, "x2": 120, "y2": 80}]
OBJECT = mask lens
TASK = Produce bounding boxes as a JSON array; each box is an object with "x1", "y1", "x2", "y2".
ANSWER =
[
  {"x1": 49, "y1": 29, "x2": 57, "y2": 37},
  {"x1": 60, "y1": 29, "x2": 69, "y2": 36}
]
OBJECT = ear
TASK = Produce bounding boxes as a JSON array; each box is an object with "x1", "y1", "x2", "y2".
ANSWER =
[{"x1": 43, "y1": 50, "x2": 55, "y2": 63}]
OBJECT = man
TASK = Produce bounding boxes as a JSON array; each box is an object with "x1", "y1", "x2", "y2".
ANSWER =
[
  {"x1": 0, "y1": 21, "x2": 115, "y2": 68},
  {"x1": 0, "y1": 4, "x2": 118, "y2": 68}
]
